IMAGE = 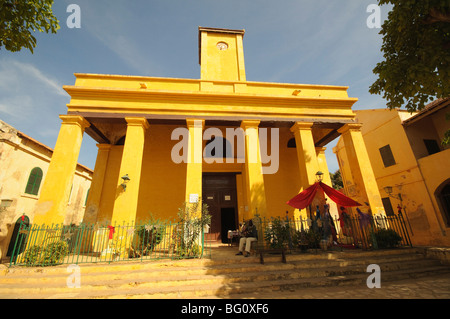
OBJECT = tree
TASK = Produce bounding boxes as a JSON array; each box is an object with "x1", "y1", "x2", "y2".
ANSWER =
[
  {"x1": 369, "y1": 1, "x2": 450, "y2": 113},
  {"x1": 330, "y1": 170, "x2": 343, "y2": 191},
  {"x1": 443, "y1": 112, "x2": 450, "y2": 146},
  {"x1": 0, "y1": 0, "x2": 59, "y2": 53}
]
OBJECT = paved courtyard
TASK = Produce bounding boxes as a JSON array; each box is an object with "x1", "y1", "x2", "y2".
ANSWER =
[{"x1": 228, "y1": 274, "x2": 450, "y2": 299}]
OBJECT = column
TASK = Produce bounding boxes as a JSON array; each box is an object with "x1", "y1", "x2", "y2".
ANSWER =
[
  {"x1": 240, "y1": 120, "x2": 268, "y2": 218},
  {"x1": 34, "y1": 115, "x2": 90, "y2": 225},
  {"x1": 185, "y1": 119, "x2": 205, "y2": 210},
  {"x1": 83, "y1": 144, "x2": 111, "y2": 224},
  {"x1": 110, "y1": 117, "x2": 149, "y2": 225},
  {"x1": 316, "y1": 146, "x2": 338, "y2": 219},
  {"x1": 290, "y1": 122, "x2": 321, "y2": 189},
  {"x1": 338, "y1": 123, "x2": 385, "y2": 217}
]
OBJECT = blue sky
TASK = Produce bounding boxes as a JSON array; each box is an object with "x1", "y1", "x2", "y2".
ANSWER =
[{"x1": 0, "y1": 0, "x2": 392, "y2": 173}]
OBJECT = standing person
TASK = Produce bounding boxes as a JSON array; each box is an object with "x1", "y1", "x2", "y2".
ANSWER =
[
  {"x1": 324, "y1": 200, "x2": 338, "y2": 244},
  {"x1": 236, "y1": 220, "x2": 258, "y2": 257}
]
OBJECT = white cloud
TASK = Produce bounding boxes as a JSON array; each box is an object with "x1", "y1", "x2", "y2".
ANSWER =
[
  {"x1": 0, "y1": 60, "x2": 67, "y2": 100},
  {"x1": 9, "y1": 61, "x2": 67, "y2": 97},
  {"x1": 0, "y1": 59, "x2": 69, "y2": 142}
]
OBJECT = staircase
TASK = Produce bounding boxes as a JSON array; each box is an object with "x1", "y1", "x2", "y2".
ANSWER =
[{"x1": 1, "y1": 247, "x2": 449, "y2": 299}]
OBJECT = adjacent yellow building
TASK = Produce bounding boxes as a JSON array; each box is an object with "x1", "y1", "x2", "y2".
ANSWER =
[
  {"x1": 32, "y1": 27, "x2": 386, "y2": 243},
  {"x1": 0, "y1": 120, "x2": 92, "y2": 262},
  {"x1": 334, "y1": 98, "x2": 450, "y2": 247}
]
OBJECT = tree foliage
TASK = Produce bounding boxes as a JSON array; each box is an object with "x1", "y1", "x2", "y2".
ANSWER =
[
  {"x1": 330, "y1": 170, "x2": 343, "y2": 190},
  {"x1": 443, "y1": 112, "x2": 450, "y2": 146},
  {"x1": 369, "y1": 0, "x2": 450, "y2": 112},
  {"x1": 0, "y1": 0, "x2": 60, "y2": 53}
]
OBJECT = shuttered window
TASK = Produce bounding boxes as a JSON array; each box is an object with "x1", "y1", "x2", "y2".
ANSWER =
[
  {"x1": 379, "y1": 144, "x2": 396, "y2": 167},
  {"x1": 85, "y1": 188, "x2": 90, "y2": 206},
  {"x1": 25, "y1": 167, "x2": 43, "y2": 196},
  {"x1": 381, "y1": 197, "x2": 395, "y2": 216},
  {"x1": 424, "y1": 139, "x2": 440, "y2": 155}
]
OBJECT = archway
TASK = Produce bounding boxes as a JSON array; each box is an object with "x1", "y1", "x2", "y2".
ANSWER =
[
  {"x1": 7, "y1": 216, "x2": 30, "y2": 259},
  {"x1": 436, "y1": 179, "x2": 450, "y2": 227},
  {"x1": 204, "y1": 136, "x2": 233, "y2": 159}
]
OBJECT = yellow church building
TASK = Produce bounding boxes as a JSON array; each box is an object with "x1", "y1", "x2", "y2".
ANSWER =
[{"x1": 32, "y1": 27, "x2": 386, "y2": 243}]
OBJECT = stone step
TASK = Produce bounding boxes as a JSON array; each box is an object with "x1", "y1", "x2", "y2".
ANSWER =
[
  {"x1": 0, "y1": 253, "x2": 438, "y2": 287},
  {"x1": 0, "y1": 248, "x2": 429, "y2": 284},
  {"x1": 2, "y1": 247, "x2": 423, "y2": 276},
  {"x1": 0, "y1": 260, "x2": 440, "y2": 296},
  {"x1": 1, "y1": 255, "x2": 447, "y2": 299},
  {"x1": 1, "y1": 248, "x2": 448, "y2": 299},
  {"x1": 81, "y1": 265, "x2": 450, "y2": 299}
]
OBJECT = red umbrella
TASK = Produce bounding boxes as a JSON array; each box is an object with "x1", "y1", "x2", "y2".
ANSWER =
[{"x1": 287, "y1": 182, "x2": 362, "y2": 209}]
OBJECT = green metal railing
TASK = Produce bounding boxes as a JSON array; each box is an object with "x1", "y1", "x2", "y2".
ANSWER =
[
  {"x1": 9, "y1": 211, "x2": 412, "y2": 267},
  {"x1": 253, "y1": 212, "x2": 412, "y2": 251},
  {"x1": 9, "y1": 220, "x2": 210, "y2": 267}
]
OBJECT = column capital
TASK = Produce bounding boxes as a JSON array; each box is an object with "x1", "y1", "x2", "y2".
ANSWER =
[
  {"x1": 240, "y1": 120, "x2": 260, "y2": 129},
  {"x1": 125, "y1": 117, "x2": 150, "y2": 130},
  {"x1": 96, "y1": 143, "x2": 112, "y2": 151},
  {"x1": 186, "y1": 118, "x2": 205, "y2": 128},
  {"x1": 337, "y1": 123, "x2": 363, "y2": 134},
  {"x1": 59, "y1": 115, "x2": 90, "y2": 130},
  {"x1": 290, "y1": 121, "x2": 314, "y2": 132}
]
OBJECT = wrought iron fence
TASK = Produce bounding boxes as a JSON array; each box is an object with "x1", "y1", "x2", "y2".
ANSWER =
[
  {"x1": 9, "y1": 211, "x2": 412, "y2": 267},
  {"x1": 9, "y1": 220, "x2": 210, "y2": 267},
  {"x1": 253, "y1": 212, "x2": 412, "y2": 251}
]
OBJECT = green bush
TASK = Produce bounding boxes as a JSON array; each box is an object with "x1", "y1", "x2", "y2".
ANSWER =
[
  {"x1": 293, "y1": 228, "x2": 322, "y2": 249},
  {"x1": 264, "y1": 217, "x2": 291, "y2": 249},
  {"x1": 373, "y1": 229, "x2": 402, "y2": 248},
  {"x1": 131, "y1": 224, "x2": 165, "y2": 257},
  {"x1": 23, "y1": 245, "x2": 42, "y2": 267},
  {"x1": 23, "y1": 241, "x2": 68, "y2": 267},
  {"x1": 175, "y1": 201, "x2": 211, "y2": 258},
  {"x1": 41, "y1": 241, "x2": 68, "y2": 266}
]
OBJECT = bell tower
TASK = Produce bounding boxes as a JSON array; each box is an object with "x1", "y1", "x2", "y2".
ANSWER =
[{"x1": 199, "y1": 27, "x2": 246, "y2": 82}]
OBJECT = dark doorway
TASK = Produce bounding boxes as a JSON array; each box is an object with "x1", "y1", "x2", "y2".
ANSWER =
[
  {"x1": 7, "y1": 216, "x2": 30, "y2": 259},
  {"x1": 438, "y1": 183, "x2": 450, "y2": 227},
  {"x1": 221, "y1": 207, "x2": 237, "y2": 242},
  {"x1": 203, "y1": 173, "x2": 239, "y2": 243}
]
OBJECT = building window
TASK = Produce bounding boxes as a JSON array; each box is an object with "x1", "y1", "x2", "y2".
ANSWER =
[
  {"x1": 85, "y1": 188, "x2": 90, "y2": 206},
  {"x1": 379, "y1": 144, "x2": 396, "y2": 167},
  {"x1": 423, "y1": 139, "x2": 440, "y2": 156},
  {"x1": 381, "y1": 197, "x2": 395, "y2": 216},
  {"x1": 68, "y1": 184, "x2": 73, "y2": 205},
  {"x1": 24, "y1": 167, "x2": 43, "y2": 196}
]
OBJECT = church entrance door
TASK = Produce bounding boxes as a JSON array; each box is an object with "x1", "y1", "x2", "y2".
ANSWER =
[{"x1": 202, "y1": 173, "x2": 238, "y2": 243}]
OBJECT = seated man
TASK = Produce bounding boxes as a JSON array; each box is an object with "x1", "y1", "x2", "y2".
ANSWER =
[{"x1": 236, "y1": 219, "x2": 258, "y2": 257}]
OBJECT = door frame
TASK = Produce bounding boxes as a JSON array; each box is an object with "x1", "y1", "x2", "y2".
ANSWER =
[{"x1": 202, "y1": 172, "x2": 240, "y2": 242}]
